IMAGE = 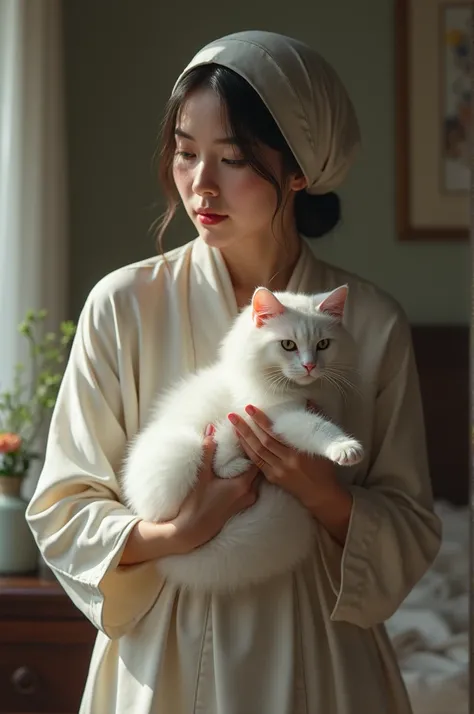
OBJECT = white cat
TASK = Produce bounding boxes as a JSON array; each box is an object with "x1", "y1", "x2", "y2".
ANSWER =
[{"x1": 121, "y1": 284, "x2": 364, "y2": 593}]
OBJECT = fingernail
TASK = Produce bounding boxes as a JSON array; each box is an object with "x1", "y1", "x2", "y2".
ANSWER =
[
  {"x1": 228, "y1": 413, "x2": 238, "y2": 425},
  {"x1": 245, "y1": 405, "x2": 256, "y2": 416},
  {"x1": 205, "y1": 424, "x2": 215, "y2": 437}
]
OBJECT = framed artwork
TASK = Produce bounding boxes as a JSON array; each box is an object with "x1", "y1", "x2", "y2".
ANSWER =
[{"x1": 396, "y1": 0, "x2": 471, "y2": 241}]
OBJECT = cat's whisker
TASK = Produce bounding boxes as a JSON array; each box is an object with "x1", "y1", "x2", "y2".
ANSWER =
[
  {"x1": 326, "y1": 375, "x2": 355, "y2": 400},
  {"x1": 323, "y1": 364, "x2": 359, "y2": 386},
  {"x1": 321, "y1": 367, "x2": 362, "y2": 403},
  {"x1": 322, "y1": 373, "x2": 348, "y2": 404},
  {"x1": 264, "y1": 370, "x2": 292, "y2": 395},
  {"x1": 325, "y1": 362, "x2": 362, "y2": 380},
  {"x1": 265, "y1": 367, "x2": 290, "y2": 381},
  {"x1": 339, "y1": 377, "x2": 362, "y2": 400},
  {"x1": 322, "y1": 368, "x2": 354, "y2": 397},
  {"x1": 325, "y1": 364, "x2": 361, "y2": 381},
  {"x1": 325, "y1": 370, "x2": 359, "y2": 394}
]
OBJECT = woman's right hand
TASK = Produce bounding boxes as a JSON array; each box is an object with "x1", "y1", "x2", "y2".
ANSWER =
[{"x1": 170, "y1": 427, "x2": 260, "y2": 554}]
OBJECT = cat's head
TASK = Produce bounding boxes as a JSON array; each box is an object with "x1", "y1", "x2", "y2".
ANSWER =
[{"x1": 221, "y1": 285, "x2": 355, "y2": 393}]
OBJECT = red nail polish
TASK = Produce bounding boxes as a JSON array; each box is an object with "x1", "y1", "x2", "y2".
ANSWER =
[
  {"x1": 205, "y1": 424, "x2": 215, "y2": 437},
  {"x1": 228, "y1": 413, "x2": 238, "y2": 425},
  {"x1": 245, "y1": 405, "x2": 256, "y2": 416}
]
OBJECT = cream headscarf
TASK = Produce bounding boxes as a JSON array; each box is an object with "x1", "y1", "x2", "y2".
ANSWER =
[{"x1": 173, "y1": 30, "x2": 361, "y2": 195}]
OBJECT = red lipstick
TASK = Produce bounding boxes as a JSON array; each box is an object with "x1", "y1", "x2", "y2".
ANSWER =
[{"x1": 196, "y1": 211, "x2": 228, "y2": 226}]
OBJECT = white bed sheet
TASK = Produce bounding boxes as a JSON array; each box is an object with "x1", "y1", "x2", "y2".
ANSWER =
[{"x1": 386, "y1": 501, "x2": 469, "y2": 714}]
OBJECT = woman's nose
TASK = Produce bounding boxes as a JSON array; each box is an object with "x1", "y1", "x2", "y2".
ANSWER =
[{"x1": 192, "y1": 162, "x2": 219, "y2": 197}]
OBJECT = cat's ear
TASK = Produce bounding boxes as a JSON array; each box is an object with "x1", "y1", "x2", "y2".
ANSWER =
[
  {"x1": 317, "y1": 285, "x2": 348, "y2": 320},
  {"x1": 252, "y1": 288, "x2": 285, "y2": 328}
]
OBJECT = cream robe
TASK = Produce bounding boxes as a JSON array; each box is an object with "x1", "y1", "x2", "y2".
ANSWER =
[{"x1": 26, "y1": 237, "x2": 442, "y2": 714}]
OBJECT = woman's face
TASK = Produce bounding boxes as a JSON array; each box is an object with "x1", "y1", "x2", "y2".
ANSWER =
[{"x1": 172, "y1": 88, "x2": 303, "y2": 250}]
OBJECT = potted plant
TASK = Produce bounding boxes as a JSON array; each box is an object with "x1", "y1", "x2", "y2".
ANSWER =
[{"x1": 0, "y1": 309, "x2": 76, "y2": 574}]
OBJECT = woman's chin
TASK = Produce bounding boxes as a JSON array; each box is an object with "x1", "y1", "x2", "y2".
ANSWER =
[{"x1": 196, "y1": 226, "x2": 235, "y2": 249}]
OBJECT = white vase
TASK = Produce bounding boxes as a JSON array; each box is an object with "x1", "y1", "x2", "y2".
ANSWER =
[{"x1": 0, "y1": 475, "x2": 38, "y2": 574}]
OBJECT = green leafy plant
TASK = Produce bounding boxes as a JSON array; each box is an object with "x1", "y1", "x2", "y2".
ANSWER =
[{"x1": 0, "y1": 310, "x2": 76, "y2": 477}]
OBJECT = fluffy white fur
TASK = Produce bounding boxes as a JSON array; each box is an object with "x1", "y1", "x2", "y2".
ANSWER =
[{"x1": 121, "y1": 285, "x2": 363, "y2": 593}]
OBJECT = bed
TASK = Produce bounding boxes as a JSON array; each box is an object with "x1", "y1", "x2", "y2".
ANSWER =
[{"x1": 386, "y1": 325, "x2": 469, "y2": 714}]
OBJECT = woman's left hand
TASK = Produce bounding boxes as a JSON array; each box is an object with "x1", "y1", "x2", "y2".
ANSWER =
[
  {"x1": 228, "y1": 404, "x2": 354, "y2": 545},
  {"x1": 227, "y1": 404, "x2": 338, "y2": 511}
]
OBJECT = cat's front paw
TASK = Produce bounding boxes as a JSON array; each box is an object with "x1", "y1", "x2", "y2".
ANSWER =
[{"x1": 326, "y1": 438, "x2": 364, "y2": 466}]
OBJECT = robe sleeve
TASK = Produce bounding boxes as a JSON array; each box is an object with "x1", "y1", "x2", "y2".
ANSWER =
[
  {"x1": 26, "y1": 282, "x2": 164, "y2": 640},
  {"x1": 317, "y1": 307, "x2": 442, "y2": 629}
]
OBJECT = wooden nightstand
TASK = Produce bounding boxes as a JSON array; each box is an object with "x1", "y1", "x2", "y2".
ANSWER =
[{"x1": 0, "y1": 575, "x2": 96, "y2": 714}]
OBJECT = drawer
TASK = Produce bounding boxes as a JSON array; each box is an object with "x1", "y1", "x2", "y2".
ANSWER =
[
  {"x1": 0, "y1": 642, "x2": 93, "y2": 713},
  {"x1": 0, "y1": 622, "x2": 95, "y2": 713}
]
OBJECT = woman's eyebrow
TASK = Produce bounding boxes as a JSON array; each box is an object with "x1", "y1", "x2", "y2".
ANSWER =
[{"x1": 175, "y1": 128, "x2": 239, "y2": 145}]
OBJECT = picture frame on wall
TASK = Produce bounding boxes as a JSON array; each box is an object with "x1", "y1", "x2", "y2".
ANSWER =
[{"x1": 396, "y1": 0, "x2": 471, "y2": 241}]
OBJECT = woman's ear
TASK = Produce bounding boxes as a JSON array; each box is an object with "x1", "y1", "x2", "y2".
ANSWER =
[{"x1": 289, "y1": 172, "x2": 308, "y2": 192}]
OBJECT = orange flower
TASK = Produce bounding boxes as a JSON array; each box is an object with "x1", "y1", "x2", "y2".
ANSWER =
[{"x1": 0, "y1": 433, "x2": 22, "y2": 453}]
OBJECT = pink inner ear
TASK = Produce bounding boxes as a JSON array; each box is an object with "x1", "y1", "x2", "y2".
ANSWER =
[
  {"x1": 252, "y1": 288, "x2": 285, "y2": 328},
  {"x1": 318, "y1": 285, "x2": 348, "y2": 320}
]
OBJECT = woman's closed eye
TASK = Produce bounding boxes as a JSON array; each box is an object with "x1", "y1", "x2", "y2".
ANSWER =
[
  {"x1": 175, "y1": 150, "x2": 247, "y2": 167},
  {"x1": 222, "y1": 158, "x2": 247, "y2": 167},
  {"x1": 175, "y1": 150, "x2": 195, "y2": 161}
]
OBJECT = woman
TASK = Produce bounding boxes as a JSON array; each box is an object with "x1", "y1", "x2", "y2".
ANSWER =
[{"x1": 26, "y1": 30, "x2": 441, "y2": 714}]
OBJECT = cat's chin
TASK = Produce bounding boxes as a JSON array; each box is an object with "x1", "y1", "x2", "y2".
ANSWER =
[{"x1": 290, "y1": 374, "x2": 318, "y2": 387}]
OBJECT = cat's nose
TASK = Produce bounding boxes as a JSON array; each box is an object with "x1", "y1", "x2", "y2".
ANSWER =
[{"x1": 303, "y1": 362, "x2": 316, "y2": 374}]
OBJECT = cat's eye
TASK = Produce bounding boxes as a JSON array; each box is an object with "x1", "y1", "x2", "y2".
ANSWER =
[
  {"x1": 317, "y1": 339, "x2": 330, "y2": 350},
  {"x1": 281, "y1": 340, "x2": 297, "y2": 351}
]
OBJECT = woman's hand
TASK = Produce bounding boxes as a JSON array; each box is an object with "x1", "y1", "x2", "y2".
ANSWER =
[
  {"x1": 228, "y1": 405, "x2": 336, "y2": 507},
  {"x1": 171, "y1": 427, "x2": 260, "y2": 554},
  {"x1": 228, "y1": 405, "x2": 353, "y2": 545}
]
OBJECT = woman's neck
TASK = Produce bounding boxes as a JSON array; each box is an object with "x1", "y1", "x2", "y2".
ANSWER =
[{"x1": 220, "y1": 232, "x2": 302, "y2": 309}]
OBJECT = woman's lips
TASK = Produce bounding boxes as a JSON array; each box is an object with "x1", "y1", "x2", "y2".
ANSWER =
[{"x1": 196, "y1": 213, "x2": 228, "y2": 225}]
